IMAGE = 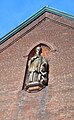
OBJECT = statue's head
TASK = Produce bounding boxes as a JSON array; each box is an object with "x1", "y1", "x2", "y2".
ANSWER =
[{"x1": 36, "y1": 46, "x2": 42, "y2": 55}]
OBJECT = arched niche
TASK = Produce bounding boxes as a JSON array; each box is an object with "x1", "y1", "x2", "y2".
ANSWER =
[
  {"x1": 22, "y1": 43, "x2": 56, "y2": 92},
  {"x1": 25, "y1": 41, "x2": 57, "y2": 57},
  {"x1": 28, "y1": 43, "x2": 51, "y2": 60}
]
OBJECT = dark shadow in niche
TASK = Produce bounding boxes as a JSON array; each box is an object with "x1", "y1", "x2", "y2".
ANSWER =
[{"x1": 22, "y1": 43, "x2": 50, "y2": 92}]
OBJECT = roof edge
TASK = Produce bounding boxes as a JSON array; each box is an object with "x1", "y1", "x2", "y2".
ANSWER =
[{"x1": 0, "y1": 6, "x2": 74, "y2": 44}]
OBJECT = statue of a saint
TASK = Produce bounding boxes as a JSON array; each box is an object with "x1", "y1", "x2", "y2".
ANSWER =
[{"x1": 28, "y1": 46, "x2": 48, "y2": 86}]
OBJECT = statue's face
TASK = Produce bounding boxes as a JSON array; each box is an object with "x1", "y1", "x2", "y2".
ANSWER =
[{"x1": 36, "y1": 47, "x2": 42, "y2": 55}]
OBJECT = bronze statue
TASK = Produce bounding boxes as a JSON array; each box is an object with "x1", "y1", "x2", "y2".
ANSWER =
[{"x1": 28, "y1": 46, "x2": 48, "y2": 86}]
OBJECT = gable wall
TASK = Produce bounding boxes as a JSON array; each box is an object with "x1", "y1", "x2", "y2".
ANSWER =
[{"x1": 0, "y1": 14, "x2": 74, "y2": 120}]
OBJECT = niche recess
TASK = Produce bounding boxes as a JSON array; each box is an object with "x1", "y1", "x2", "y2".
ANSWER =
[{"x1": 23, "y1": 43, "x2": 52, "y2": 92}]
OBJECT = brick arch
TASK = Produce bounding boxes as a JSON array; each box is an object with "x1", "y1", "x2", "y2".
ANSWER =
[
  {"x1": 28, "y1": 43, "x2": 50, "y2": 60},
  {"x1": 25, "y1": 41, "x2": 57, "y2": 57}
]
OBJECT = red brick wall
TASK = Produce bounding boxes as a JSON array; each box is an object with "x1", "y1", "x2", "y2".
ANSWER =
[{"x1": 0, "y1": 13, "x2": 74, "y2": 120}]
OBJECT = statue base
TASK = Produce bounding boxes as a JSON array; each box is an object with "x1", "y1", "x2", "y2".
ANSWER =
[{"x1": 25, "y1": 81, "x2": 45, "y2": 93}]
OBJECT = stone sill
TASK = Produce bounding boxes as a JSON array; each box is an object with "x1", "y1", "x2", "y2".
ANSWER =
[{"x1": 25, "y1": 81, "x2": 45, "y2": 93}]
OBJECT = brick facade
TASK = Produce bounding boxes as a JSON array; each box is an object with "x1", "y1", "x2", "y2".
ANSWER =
[{"x1": 0, "y1": 7, "x2": 74, "y2": 120}]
